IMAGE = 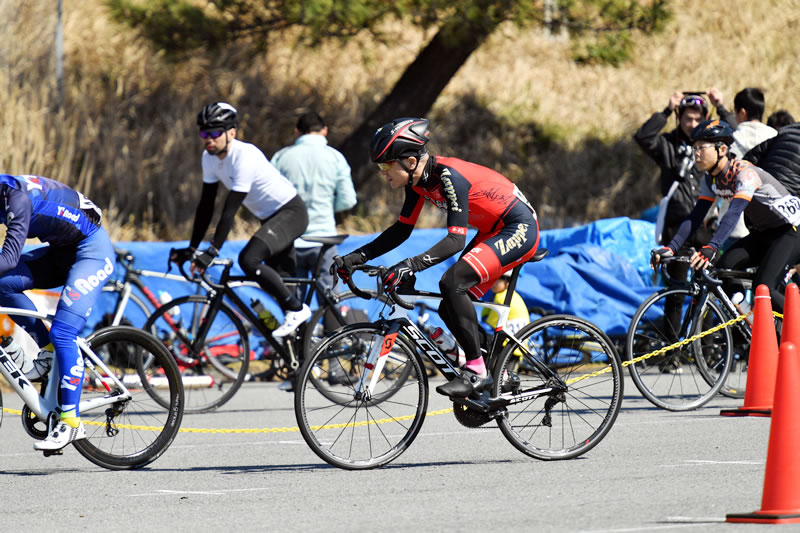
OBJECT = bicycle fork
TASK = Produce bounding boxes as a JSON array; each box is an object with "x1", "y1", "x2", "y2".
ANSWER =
[{"x1": 353, "y1": 323, "x2": 401, "y2": 401}]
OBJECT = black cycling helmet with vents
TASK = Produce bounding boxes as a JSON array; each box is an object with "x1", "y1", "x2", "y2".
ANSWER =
[
  {"x1": 369, "y1": 118, "x2": 430, "y2": 163},
  {"x1": 691, "y1": 119, "x2": 735, "y2": 145},
  {"x1": 197, "y1": 102, "x2": 238, "y2": 130}
]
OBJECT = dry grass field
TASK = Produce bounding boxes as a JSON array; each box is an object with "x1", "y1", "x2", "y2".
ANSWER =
[{"x1": 1, "y1": 0, "x2": 798, "y2": 240}]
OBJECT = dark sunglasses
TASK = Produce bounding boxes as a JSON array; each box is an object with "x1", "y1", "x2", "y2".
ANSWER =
[{"x1": 199, "y1": 130, "x2": 225, "y2": 139}]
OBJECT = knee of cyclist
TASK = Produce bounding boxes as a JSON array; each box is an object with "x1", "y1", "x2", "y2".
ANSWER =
[
  {"x1": 48, "y1": 320, "x2": 80, "y2": 352},
  {"x1": 438, "y1": 276, "x2": 472, "y2": 298},
  {"x1": 237, "y1": 253, "x2": 260, "y2": 277}
]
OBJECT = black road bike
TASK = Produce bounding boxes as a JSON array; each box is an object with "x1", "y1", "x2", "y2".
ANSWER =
[{"x1": 294, "y1": 249, "x2": 624, "y2": 470}]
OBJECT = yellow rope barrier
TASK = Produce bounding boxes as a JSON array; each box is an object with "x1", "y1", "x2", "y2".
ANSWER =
[
  {"x1": 2, "y1": 308, "x2": 777, "y2": 434},
  {"x1": 0, "y1": 406, "x2": 456, "y2": 434}
]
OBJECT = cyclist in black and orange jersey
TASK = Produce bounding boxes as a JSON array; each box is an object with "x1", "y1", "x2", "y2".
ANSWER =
[
  {"x1": 652, "y1": 119, "x2": 800, "y2": 313},
  {"x1": 332, "y1": 118, "x2": 539, "y2": 398}
]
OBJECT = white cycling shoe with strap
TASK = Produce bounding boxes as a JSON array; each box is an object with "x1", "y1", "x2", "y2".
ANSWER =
[{"x1": 273, "y1": 304, "x2": 311, "y2": 338}]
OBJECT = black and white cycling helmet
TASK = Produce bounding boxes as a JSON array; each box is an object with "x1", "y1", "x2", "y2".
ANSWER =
[
  {"x1": 369, "y1": 118, "x2": 430, "y2": 163},
  {"x1": 691, "y1": 119, "x2": 735, "y2": 146},
  {"x1": 197, "y1": 102, "x2": 238, "y2": 130}
]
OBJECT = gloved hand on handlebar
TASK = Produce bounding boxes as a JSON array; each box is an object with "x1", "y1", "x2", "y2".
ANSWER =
[
  {"x1": 690, "y1": 245, "x2": 719, "y2": 271},
  {"x1": 191, "y1": 245, "x2": 219, "y2": 274},
  {"x1": 330, "y1": 250, "x2": 367, "y2": 283},
  {"x1": 650, "y1": 246, "x2": 674, "y2": 270},
  {"x1": 170, "y1": 246, "x2": 196, "y2": 265},
  {"x1": 382, "y1": 259, "x2": 415, "y2": 295}
]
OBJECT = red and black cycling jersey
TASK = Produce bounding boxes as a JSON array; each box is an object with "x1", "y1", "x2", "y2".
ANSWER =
[
  {"x1": 400, "y1": 156, "x2": 533, "y2": 234},
  {"x1": 359, "y1": 156, "x2": 536, "y2": 271}
]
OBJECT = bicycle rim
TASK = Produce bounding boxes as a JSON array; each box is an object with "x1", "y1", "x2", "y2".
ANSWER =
[
  {"x1": 73, "y1": 326, "x2": 184, "y2": 470},
  {"x1": 493, "y1": 315, "x2": 623, "y2": 460},
  {"x1": 626, "y1": 288, "x2": 732, "y2": 411},
  {"x1": 295, "y1": 324, "x2": 428, "y2": 470},
  {"x1": 144, "y1": 295, "x2": 250, "y2": 412}
]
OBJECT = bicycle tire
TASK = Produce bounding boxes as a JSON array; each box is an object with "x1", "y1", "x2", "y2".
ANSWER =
[
  {"x1": 72, "y1": 326, "x2": 184, "y2": 470},
  {"x1": 492, "y1": 315, "x2": 623, "y2": 460},
  {"x1": 144, "y1": 295, "x2": 250, "y2": 412},
  {"x1": 295, "y1": 323, "x2": 428, "y2": 470},
  {"x1": 626, "y1": 287, "x2": 732, "y2": 411}
]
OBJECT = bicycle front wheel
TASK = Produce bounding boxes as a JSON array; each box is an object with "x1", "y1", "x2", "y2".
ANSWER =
[
  {"x1": 492, "y1": 315, "x2": 623, "y2": 460},
  {"x1": 626, "y1": 288, "x2": 733, "y2": 411},
  {"x1": 73, "y1": 326, "x2": 184, "y2": 470},
  {"x1": 144, "y1": 295, "x2": 250, "y2": 412},
  {"x1": 295, "y1": 323, "x2": 428, "y2": 470}
]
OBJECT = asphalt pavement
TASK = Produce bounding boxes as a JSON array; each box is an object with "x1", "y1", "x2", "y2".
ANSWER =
[{"x1": 0, "y1": 376, "x2": 783, "y2": 532}]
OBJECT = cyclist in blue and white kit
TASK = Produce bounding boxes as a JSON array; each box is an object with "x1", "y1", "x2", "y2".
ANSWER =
[
  {"x1": 171, "y1": 103, "x2": 311, "y2": 337},
  {"x1": 652, "y1": 119, "x2": 800, "y2": 313},
  {"x1": 0, "y1": 173, "x2": 114, "y2": 451}
]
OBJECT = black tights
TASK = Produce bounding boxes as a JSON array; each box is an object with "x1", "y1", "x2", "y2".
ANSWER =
[
  {"x1": 438, "y1": 261, "x2": 487, "y2": 361},
  {"x1": 717, "y1": 225, "x2": 800, "y2": 313},
  {"x1": 238, "y1": 238, "x2": 302, "y2": 312}
]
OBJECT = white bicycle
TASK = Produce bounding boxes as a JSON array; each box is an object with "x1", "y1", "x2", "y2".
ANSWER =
[{"x1": 0, "y1": 306, "x2": 184, "y2": 469}]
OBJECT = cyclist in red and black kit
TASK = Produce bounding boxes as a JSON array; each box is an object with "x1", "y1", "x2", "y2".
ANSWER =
[{"x1": 332, "y1": 118, "x2": 539, "y2": 398}]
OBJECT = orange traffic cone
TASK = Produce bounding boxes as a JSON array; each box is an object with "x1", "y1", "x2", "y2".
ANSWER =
[
  {"x1": 781, "y1": 283, "x2": 800, "y2": 347},
  {"x1": 727, "y1": 341, "x2": 800, "y2": 523},
  {"x1": 720, "y1": 284, "x2": 778, "y2": 417}
]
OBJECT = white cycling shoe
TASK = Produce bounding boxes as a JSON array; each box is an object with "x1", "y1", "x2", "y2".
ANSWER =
[
  {"x1": 34, "y1": 420, "x2": 86, "y2": 451},
  {"x1": 272, "y1": 304, "x2": 311, "y2": 338}
]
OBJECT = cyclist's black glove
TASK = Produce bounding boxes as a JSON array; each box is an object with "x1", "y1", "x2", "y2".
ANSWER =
[
  {"x1": 192, "y1": 245, "x2": 219, "y2": 272},
  {"x1": 331, "y1": 250, "x2": 367, "y2": 282},
  {"x1": 170, "y1": 246, "x2": 196, "y2": 265},
  {"x1": 382, "y1": 259, "x2": 415, "y2": 295},
  {"x1": 693, "y1": 245, "x2": 719, "y2": 270},
  {"x1": 650, "y1": 246, "x2": 674, "y2": 270}
]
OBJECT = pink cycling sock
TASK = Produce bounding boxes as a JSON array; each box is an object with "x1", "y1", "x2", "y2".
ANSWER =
[{"x1": 465, "y1": 357, "x2": 487, "y2": 377}]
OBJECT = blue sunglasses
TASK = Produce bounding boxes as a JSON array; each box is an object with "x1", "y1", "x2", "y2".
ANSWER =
[{"x1": 199, "y1": 130, "x2": 225, "y2": 139}]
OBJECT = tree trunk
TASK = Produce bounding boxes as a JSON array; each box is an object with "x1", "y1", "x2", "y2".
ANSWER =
[{"x1": 338, "y1": 24, "x2": 495, "y2": 189}]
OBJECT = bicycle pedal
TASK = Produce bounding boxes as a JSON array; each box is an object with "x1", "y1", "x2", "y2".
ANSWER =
[{"x1": 42, "y1": 449, "x2": 64, "y2": 457}]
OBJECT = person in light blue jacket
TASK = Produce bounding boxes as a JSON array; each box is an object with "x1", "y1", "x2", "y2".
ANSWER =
[{"x1": 272, "y1": 112, "x2": 357, "y2": 296}]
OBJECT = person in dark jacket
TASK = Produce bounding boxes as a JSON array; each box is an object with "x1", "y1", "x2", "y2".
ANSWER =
[
  {"x1": 634, "y1": 88, "x2": 737, "y2": 246},
  {"x1": 744, "y1": 122, "x2": 800, "y2": 198},
  {"x1": 634, "y1": 89, "x2": 736, "y2": 349}
]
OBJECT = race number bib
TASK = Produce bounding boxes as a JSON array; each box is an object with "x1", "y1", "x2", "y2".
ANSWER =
[
  {"x1": 513, "y1": 185, "x2": 536, "y2": 219},
  {"x1": 771, "y1": 195, "x2": 800, "y2": 226}
]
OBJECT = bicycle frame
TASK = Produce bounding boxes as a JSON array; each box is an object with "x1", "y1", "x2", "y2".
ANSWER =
[
  {"x1": 189, "y1": 239, "x2": 371, "y2": 372},
  {"x1": 664, "y1": 260, "x2": 753, "y2": 345},
  {"x1": 0, "y1": 307, "x2": 132, "y2": 422},
  {"x1": 350, "y1": 287, "x2": 567, "y2": 409},
  {"x1": 106, "y1": 250, "x2": 205, "y2": 327}
]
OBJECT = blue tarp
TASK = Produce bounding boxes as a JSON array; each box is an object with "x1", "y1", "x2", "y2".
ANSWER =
[{"x1": 85, "y1": 216, "x2": 660, "y2": 338}]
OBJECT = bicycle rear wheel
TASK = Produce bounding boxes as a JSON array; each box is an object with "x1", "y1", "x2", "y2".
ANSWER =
[
  {"x1": 626, "y1": 288, "x2": 733, "y2": 411},
  {"x1": 295, "y1": 324, "x2": 428, "y2": 470},
  {"x1": 492, "y1": 315, "x2": 623, "y2": 460},
  {"x1": 73, "y1": 326, "x2": 184, "y2": 470},
  {"x1": 144, "y1": 295, "x2": 250, "y2": 412}
]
